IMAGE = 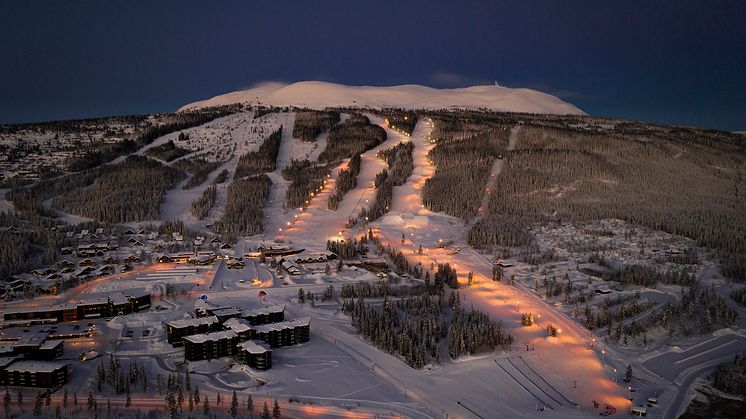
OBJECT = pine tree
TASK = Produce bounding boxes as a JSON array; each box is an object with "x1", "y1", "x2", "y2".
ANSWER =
[
  {"x1": 230, "y1": 391, "x2": 238, "y2": 418},
  {"x1": 87, "y1": 393, "x2": 96, "y2": 413},
  {"x1": 33, "y1": 393, "x2": 42, "y2": 417},
  {"x1": 272, "y1": 398, "x2": 281, "y2": 419},
  {"x1": 106, "y1": 399, "x2": 111, "y2": 418},
  {"x1": 298, "y1": 288, "x2": 305, "y2": 303},
  {"x1": 261, "y1": 401, "x2": 270, "y2": 419},
  {"x1": 246, "y1": 394, "x2": 254, "y2": 418},
  {"x1": 625, "y1": 364, "x2": 633, "y2": 382},
  {"x1": 203, "y1": 395, "x2": 210, "y2": 415}
]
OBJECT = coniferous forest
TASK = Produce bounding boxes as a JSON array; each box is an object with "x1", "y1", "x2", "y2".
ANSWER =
[
  {"x1": 281, "y1": 159, "x2": 331, "y2": 209},
  {"x1": 328, "y1": 154, "x2": 361, "y2": 210},
  {"x1": 422, "y1": 126, "x2": 509, "y2": 219},
  {"x1": 213, "y1": 175, "x2": 271, "y2": 239},
  {"x1": 292, "y1": 110, "x2": 340, "y2": 141},
  {"x1": 466, "y1": 122, "x2": 746, "y2": 281},
  {"x1": 234, "y1": 127, "x2": 282, "y2": 179},
  {"x1": 361, "y1": 141, "x2": 414, "y2": 221},
  {"x1": 318, "y1": 114, "x2": 386, "y2": 163}
]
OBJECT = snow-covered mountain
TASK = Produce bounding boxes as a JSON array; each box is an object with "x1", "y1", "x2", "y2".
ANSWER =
[{"x1": 179, "y1": 81, "x2": 585, "y2": 115}]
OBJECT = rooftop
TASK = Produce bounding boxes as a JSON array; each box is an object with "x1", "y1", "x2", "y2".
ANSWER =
[
  {"x1": 5, "y1": 360, "x2": 69, "y2": 373},
  {"x1": 240, "y1": 304, "x2": 285, "y2": 318},
  {"x1": 252, "y1": 317, "x2": 310, "y2": 333},
  {"x1": 183, "y1": 330, "x2": 236, "y2": 344},
  {"x1": 236, "y1": 340, "x2": 272, "y2": 354},
  {"x1": 167, "y1": 315, "x2": 219, "y2": 329}
]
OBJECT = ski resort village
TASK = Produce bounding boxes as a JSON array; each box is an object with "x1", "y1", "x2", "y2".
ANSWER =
[{"x1": 0, "y1": 81, "x2": 745, "y2": 419}]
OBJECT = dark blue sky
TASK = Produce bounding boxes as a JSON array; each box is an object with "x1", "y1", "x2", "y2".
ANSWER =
[{"x1": 2, "y1": 1, "x2": 745, "y2": 131}]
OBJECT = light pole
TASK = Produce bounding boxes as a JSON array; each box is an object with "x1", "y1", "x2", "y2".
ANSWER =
[{"x1": 601, "y1": 349, "x2": 606, "y2": 366}]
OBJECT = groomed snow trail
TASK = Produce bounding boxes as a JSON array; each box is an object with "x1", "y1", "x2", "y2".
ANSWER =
[{"x1": 473, "y1": 125, "x2": 520, "y2": 222}]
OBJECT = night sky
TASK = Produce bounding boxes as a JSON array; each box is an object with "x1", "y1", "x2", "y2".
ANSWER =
[{"x1": 2, "y1": 1, "x2": 745, "y2": 131}]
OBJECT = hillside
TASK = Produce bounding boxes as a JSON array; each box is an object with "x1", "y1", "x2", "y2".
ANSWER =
[{"x1": 179, "y1": 81, "x2": 585, "y2": 115}]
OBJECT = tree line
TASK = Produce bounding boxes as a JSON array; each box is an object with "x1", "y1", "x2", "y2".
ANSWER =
[
  {"x1": 422, "y1": 126, "x2": 509, "y2": 219},
  {"x1": 360, "y1": 141, "x2": 414, "y2": 221},
  {"x1": 292, "y1": 110, "x2": 340, "y2": 141},
  {"x1": 213, "y1": 174, "x2": 271, "y2": 241},
  {"x1": 328, "y1": 154, "x2": 361, "y2": 210},
  {"x1": 66, "y1": 105, "x2": 238, "y2": 172},
  {"x1": 49, "y1": 155, "x2": 182, "y2": 223},
  {"x1": 143, "y1": 139, "x2": 190, "y2": 162},
  {"x1": 173, "y1": 157, "x2": 224, "y2": 189},
  {"x1": 280, "y1": 159, "x2": 330, "y2": 209},
  {"x1": 317, "y1": 114, "x2": 386, "y2": 163},
  {"x1": 468, "y1": 123, "x2": 746, "y2": 282},
  {"x1": 234, "y1": 127, "x2": 282, "y2": 179}
]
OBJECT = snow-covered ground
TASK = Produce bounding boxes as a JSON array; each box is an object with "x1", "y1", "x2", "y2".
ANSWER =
[
  {"x1": 180, "y1": 81, "x2": 585, "y2": 115},
  {"x1": 252, "y1": 117, "x2": 629, "y2": 417}
]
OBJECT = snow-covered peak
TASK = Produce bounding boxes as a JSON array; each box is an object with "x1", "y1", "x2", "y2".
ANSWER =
[{"x1": 179, "y1": 81, "x2": 585, "y2": 115}]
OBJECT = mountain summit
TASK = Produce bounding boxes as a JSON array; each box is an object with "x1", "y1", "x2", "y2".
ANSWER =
[{"x1": 179, "y1": 81, "x2": 584, "y2": 115}]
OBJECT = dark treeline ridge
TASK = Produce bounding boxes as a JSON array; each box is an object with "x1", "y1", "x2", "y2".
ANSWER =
[
  {"x1": 328, "y1": 154, "x2": 361, "y2": 210},
  {"x1": 281, "y1": 159, "x2": 330, "y2": 209},
  {"x1": 342, "y1": 290, "x2": 511, "y2": 368},
  {"x1": 468, "y1": 123, "x2": 746, "y2": 281},
  {"x1": 190, "y1": 185, "x2": 217, "y2": 220},
  {"x1": 234, "y1": 127, "x2": 282, "y2": 179},
  {"x1": 172, "y1": 157, "x2": 224, "y2": 189},
  {"x1": 422, "y1": 126, "x2": 509, "y2": 219},
  {"x1": 0, "y1": 114, "x2": 148, "y2": 135},
  {"x1": 143, "y1": 140, "x2": 190, "y2": 162},
  {"x1": 318, "y1": 114, "x2": 387, "y2": 163},
  {"x1": 381, "y1": 109, "x2": 418, "y2": 135},
  {"x1": 66, "y1": 105, "x2": 239, "y2": 172},
  {"x1": 0, "y1": 212, "x2": 61, "y2": 280},
  {"x1": 7, "y1": 155, "x2": 181, "y2": 223},
  {"x1": 52, "y1": 155, "x2": 182, "y2": 223},
  {"x1": 292, "y1": 110, "x2": 340, "y2": 141},
  {"x1": 213, "y1": 175, "x2": 271, "y2": 240},
  {"x1": 361, "y1": 141, "x2": 414, "y2": 221}
]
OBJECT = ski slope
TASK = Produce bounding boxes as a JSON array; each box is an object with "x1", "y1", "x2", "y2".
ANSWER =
[
  {"x1": 179, "y1": 81, "x2": 585, "y2": 115},
  {"x1": 257, "y1": 116, "x2": 627, "y2": 417}
]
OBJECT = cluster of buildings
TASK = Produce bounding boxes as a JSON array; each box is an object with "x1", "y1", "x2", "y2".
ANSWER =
[
  {"x1": 0, "y1": 323, "x2": 93, "y2": 388},
  {"x1": 166, "y1": 304, "x2": 310, "y2": 370},
  {"x1": 3, "y1": 289, "x2": 151, "y2": 327}
]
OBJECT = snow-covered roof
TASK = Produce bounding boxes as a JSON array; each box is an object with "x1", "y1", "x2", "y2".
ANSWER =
[
  {"x1": 183, "y1": 330, "x2": 236, "y2": 344},
  {"x1": 252, "y1": 317, "x2": 310, "y2": 333},
  {"x1": 5, "y1": 360, "x2": 69, "y2": 373},
  {"x1": 167, "y1": 315, "x2": 219, "y2": 329},
  {"x1": 240, "y1": 304, "x2": 284, "y2": 318},
  {"x1": 236, "y1": 340, "x2": 272, "y2": 354},
  {"x1": 223, "y1": 318, "x2": 251, "y2": 334}
]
